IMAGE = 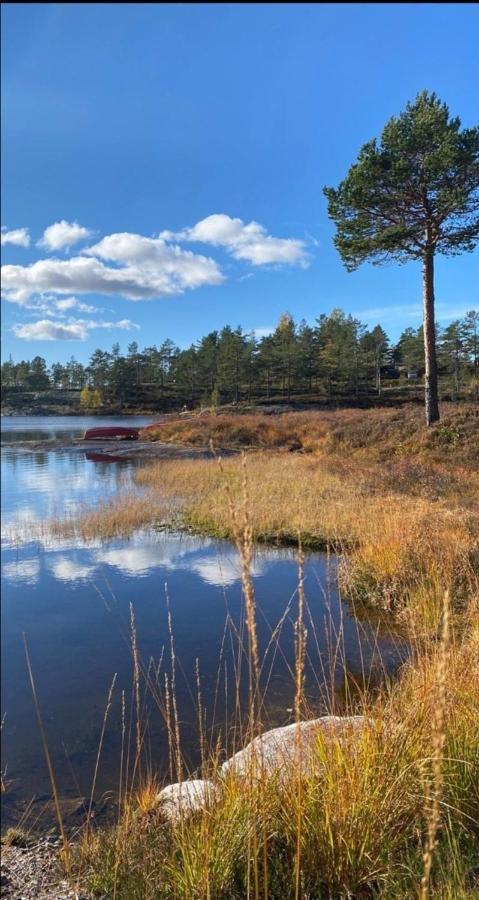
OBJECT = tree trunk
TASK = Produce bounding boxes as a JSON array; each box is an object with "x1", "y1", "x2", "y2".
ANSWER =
[
  {"x1": 454, "y1": 354, "x2": 459, "y2": 400},
  {"x1": 422, "y1": 248, "x2": 440, "y2": 425}
]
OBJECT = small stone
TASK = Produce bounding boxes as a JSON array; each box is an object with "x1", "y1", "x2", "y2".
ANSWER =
[{"x1": 156, "y1": 778, "x2": 219, "y2": 822}]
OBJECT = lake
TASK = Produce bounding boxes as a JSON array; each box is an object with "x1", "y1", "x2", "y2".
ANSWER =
[{"x1": 1, "y1": 416, "x2": 407, "y2": 830}]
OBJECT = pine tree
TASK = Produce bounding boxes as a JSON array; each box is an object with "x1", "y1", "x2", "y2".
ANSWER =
[
  {"x1": 463, "y1": 310, "x2": 479, "y2": 380},
  {"x1": 440, "y1": 321, "x2": 466, "y2": 400},
  {"x1": 324, "y1": 92, "x2": 479, "y2": 425}
]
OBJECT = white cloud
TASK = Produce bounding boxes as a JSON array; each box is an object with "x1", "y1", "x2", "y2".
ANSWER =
[
  {"x1": 1, "y1": 216, "x2": 311, "y2": 307},
  {"x1": 20, "y1": 295, "x2": 100, "y2": 316},
  {"x1": 12, "y1": 320, "x2": 87, "y2": 341},
  {"x1": 2, "y1": 557, "x2": 40, "y2": 585},
  {"x1": 38, "y1": 220, "x2": 92, "y2": 251},
  {"x1": 85, "y1": 232, "x2": 225, "y2": 290},
  {"x1": 54, "y1": 296, "x2": 96, "y2": 313},
  {"x1": 49, "y1": 557, "x2": 95, "y2": 582},
  {"x1": 2, "y1": 244, "x2": 224, "y2": 305},
  {"x1": 94, "y1": 318, "x2": 140, "y2": 331},
  {"x1": 1, "y1": 226, "x2": 30, "y2": 247},
  {"x1": 171, "y1": 214, "x2": 310, "y2": 267},
  {"x1": 254, "y1": 326, "x2": 274, "y2": 339},
  {"x1": 12, "y1": 317, "x2": 139, "y2": 341}
]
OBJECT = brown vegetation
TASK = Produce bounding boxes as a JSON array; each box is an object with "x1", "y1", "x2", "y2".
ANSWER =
[
  {"x1": 48, "y1": 405, "x2": 478, "y2": 626},
  {"x1": 135, "y1": 406, "x2": 479, "y2": 627},
  {"x1": 49, "y1": 491, "x2": 171, "y2": 542},
  {"x1": 76, "y1": 581, "x2": 479, "y2": 899},
  {"x1": 22, "y1": 407, "x2": 479, "y2": 896},
  {"x1": 140, "y1": 403, "x2": 479, "y2": 466}
]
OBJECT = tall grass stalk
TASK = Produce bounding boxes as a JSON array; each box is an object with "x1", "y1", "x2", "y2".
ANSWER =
[
  {"x1": 166, "y1": 587, "x2": 183, "y2": 783},
  {"x1": 87, "y1": 673, "x2": 117, "y2": 830},
  {"x1": 195, "y1": 658, "x2": 206, "y2": 777},
  {"x1": 294, "y1": 543, "x2": 307, "y2": 900},
  {"x1": 22, "y1": 633, "x2": 70, "y2": 875},
  {"x1": 129, "y1": 603, "x2": 142, "y2": 782},
  {"x1": 420, "y1": 591, "x2": 451, "y2": 899}
]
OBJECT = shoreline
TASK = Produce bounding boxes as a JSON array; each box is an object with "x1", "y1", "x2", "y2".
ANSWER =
[{"x1": 0, "y1": 438, "x2": 229, "y2": 460}]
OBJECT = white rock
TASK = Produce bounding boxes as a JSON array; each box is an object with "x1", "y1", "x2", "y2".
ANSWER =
[
  {"x1": 221, "y1": 716, "x2": 366, "y2": 778},
  {"x1": 157, "y1": 778, "x2": 219, "y2": 821}
]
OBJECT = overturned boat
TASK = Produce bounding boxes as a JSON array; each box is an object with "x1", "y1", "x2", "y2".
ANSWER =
[{"x1": 83, "y1": 425, "x2": 140, "y2": 441}]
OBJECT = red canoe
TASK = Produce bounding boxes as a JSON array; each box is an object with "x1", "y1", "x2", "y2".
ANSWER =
[{"x1": 83, "y1": 426, "x2": 140, "y2": 441}]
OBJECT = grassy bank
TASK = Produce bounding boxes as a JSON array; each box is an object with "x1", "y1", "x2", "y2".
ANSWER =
[
  {"x1": 134, "y1": 406, "x2": 479, "y2": 628},
  {"x1": 48, "y1": 405, "x2": 479, "y2": 627},
  {"x1": 140, "y1": 403, "x2": 479, "y2": 466},
  {"x1": 137, "y1": 453, "x2": 476, "y2": 626},
  {"x1": 75, "y1": 581, "x2": 479, "y2": 899},
  {"x1": 24, "y1": 406, "x2": 479, "y2": 896}
]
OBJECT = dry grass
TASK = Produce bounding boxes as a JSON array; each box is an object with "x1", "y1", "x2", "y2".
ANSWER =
[
  {"x1": 9, "y1": 407, "x2": 477, "y2": 897},
  {"x1": 49, "y1": 490, "x2": 170, "y2": 542},
  {"x1": 141, "y1": 403, "x2": 479, "y2": 467},
  {"x1": 135, "y1": 451, "x2": 478, "y2": 625},
  {"x1": 48, "y1": 406, "x2": 479, "y2": 624},
  {"x1": 26, "y1": 408, "x2": 479, "y2": 896},
  {"x1": 149, "y1": 408, "x2": 478, "y2": 610},
  {"x1": 1, "y1": 827, "x2": 28, "y2": 848},
  {"x1": 77, "y1": 612, "x2": 479, "y2": 899}
]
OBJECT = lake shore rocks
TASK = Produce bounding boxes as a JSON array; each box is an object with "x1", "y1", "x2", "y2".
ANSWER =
[
  {"x1": 2, "y1": 717, "x2": 368, "y2": 896},
  {"x1": 221, "y1": 715, "x2": 367, "y2": 778},
  {"x1": 156, "y1": 779, "x2": 220, "y2": 821},
  {"x1": 155, "y1": 716, "x2": 368, "y2": 820},
  {"x1": 1, "y1": 837, "x2": 89, "y2": 900}
]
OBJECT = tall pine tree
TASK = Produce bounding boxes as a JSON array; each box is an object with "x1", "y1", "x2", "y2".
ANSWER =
[{"x1": 324, "y1": 92, "x2": 479, "y2": 425}]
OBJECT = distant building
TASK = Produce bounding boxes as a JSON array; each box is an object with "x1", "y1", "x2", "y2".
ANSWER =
[{"x1": 380, "y1": 365, "x2": 400, "y2": 380}]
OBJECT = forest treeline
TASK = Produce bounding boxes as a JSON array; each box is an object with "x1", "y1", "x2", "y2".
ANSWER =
[{"x1": 2, "y1": 308, "x2": 478, "y2": 409}]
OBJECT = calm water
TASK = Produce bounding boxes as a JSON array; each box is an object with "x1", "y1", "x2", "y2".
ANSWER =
[{"x1": 1, "y1": 416, "x2": 407, "y2": 829}]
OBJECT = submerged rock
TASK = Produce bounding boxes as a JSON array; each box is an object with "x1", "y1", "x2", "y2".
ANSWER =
[
  {"x1": 156, "y1": 779, "x2": 219, "y2": 821},
  {"x1": 221, "y1": 716, "x2": 366, "y2": 778}
]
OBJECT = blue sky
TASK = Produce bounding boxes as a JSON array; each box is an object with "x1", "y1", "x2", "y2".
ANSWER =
[{"x1": 1, "y1": 2, "x2": 478, "y2": 364}]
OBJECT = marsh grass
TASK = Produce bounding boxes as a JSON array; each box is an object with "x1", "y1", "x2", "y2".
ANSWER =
[
  {"x1": 50, "y1": 489, "x2": 169, "y2": 542},
  {"x1": 134, "y1": 450, "x2": 478, "y2": 627},
  {"x1": 140, "y1": 403, "x2": 479, "y2": 467},
  {"x1": 16, "y1": 408, "x2": 478, "y2": 897},
  {"x1": 74, "y1": 604, "x2": 478, "y2": 899},
  {"x1": 44, "y1": 406, "x2": 478, "y2": 630},
  {"x1": 71, "y1": 452, "x2": 478, "y2": 899}
]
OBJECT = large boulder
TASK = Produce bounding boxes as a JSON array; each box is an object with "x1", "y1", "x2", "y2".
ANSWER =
[
  {"x1": 155, "y1": 717, "x2": 368, "y2": 820},
  {"x1": 156, "y1": 779, "x2": 219, "y2": 822},
  {"x1": 221, "y1": 716, "x2": 366, "y2": 779}
]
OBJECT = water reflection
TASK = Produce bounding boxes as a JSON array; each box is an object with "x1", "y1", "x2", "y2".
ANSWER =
[
  {"x1": 1, "y1": 448, "x2": 136, "y2": 548},
  {"x1": 1, "y1": 417, "x2": 408, "y2": 830},
  {"x1": 3, "y1": 530, "x2": 279, "y2": 588},
  {"x1": 47, "y1": 556, "x2": 97, "y2": 583},
  {"x1": 0, "y1": 414, "x2": 157, "y2": 444},
  {"x1": 2, "y1": 557, "x2": 40, "y2": 585}
]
